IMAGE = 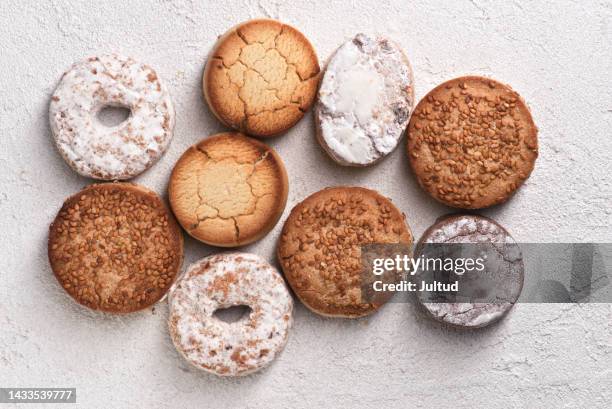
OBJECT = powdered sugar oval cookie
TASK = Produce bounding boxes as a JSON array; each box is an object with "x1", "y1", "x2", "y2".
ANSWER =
[
  {"x1": 50, "y1": 54, "x2": 175, "y2": 180},
  {"x1": 168, "y1": 253, "x2": 293, "y2": 376},
  {"x1": 316, "y1": 34, "x2": 414, "y2": 166},
  {"x1": 415, "y1": 214, "x2": 524, "y2": 329}
]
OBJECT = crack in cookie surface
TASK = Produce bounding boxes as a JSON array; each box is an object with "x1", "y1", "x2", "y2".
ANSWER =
[
  {"x1": 169, "y1": 133, "x2": 288, "y2": 247},
  {"x1": 190, "y1": 149, "x2": 269, "y2": 229},
  {"x1": 205, "y1": 19, "x2": 320, "y2": 137}
]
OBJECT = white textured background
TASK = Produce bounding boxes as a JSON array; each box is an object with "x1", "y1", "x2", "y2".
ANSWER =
[{"x1": 1, "y1": 1, "x2": 611, "y2": 408}]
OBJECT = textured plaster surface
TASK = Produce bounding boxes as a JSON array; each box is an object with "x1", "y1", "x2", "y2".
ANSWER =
[{"x1": 0, "y1": 1, "x2": 610, "y2": 408}]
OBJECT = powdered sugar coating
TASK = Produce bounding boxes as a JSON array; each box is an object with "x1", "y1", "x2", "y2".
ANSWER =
[
  {"x1": 423, "y1": 302, "x2": 509, "y2": 328},
  {"x1": 168, "y1": 253, "x2": 293, "y2": 377},
  {"x1": 50, "y1": 54, "x2": 175, "y2": 180},
  {"x1": 417, "y1": 215, "x2": 524, "y2": 329},
  {"x1": 316, "y1": 34, "x2": 414, "y2": 166}
]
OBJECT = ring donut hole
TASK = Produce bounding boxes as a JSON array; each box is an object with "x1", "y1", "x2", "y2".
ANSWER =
[
  {"x1": 213, "y1": 304, "x2": 253, "y2": 324},
  {"x1": 96, "y1": 104, "x2": 131, "y2": 127}
]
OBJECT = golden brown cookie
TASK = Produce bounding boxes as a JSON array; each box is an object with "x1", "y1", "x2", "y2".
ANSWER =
[
  {"x1": 48, "y1": 183, "x2": 184, "y2": 313},
  {"x1": 168, "y1": 132, "x2": 288, "y2": 247},
  {"x1": 407, "y1": 76, "x2": 538, "y2": 209},
  {"x1": 204, "y1": 19, "x2": 320, "y2": 137},
  {"x1": 277, "y1": 187, "x2": 413, "y2": 318}
]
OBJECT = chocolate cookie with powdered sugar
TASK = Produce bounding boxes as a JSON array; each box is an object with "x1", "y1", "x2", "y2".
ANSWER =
[{"x1": 414, "y1": 214, "x2": 524, "y2": 329}]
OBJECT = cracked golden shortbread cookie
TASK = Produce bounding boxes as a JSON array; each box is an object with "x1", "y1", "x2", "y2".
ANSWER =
[
  {"x1": 169, "y1": 132, "x2": 288, "y2": 247},
  {"x1": 407, "y1": 76, "x2": 538, "y2": 209},
  {"x1": 48, "y1": 183, "x2": 184, "y2": 313},
  {"x1": 277, "y1": 187, "x2": 413, "y2": 318},
  {"x1": 204, "y1": 19, "x2": 320, "y2": 137}
]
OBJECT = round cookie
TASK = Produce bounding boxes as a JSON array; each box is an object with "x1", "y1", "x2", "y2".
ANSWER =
[
  {"x1": 168, "y1": 132, "x2": 288, "y2": 247},
  {"x1": 277, "y1": 187, "x2": 413, "y2": 318},
  {"x1": 407, "y1": 76, "x2": 538, "y2": 209},
  {"x1": 168, "y1": 253, "x2": 293, "y2": 377},
  {"x1": 204, "y1": 19, "x2": 320, "y2": 137},
  {"x1": 50, "y1": 54, "x2": 175, "y2": 180},
  {"x1": 48, "y1": 183, "x2": 183, "y2": 313},
  {"x1": 415, "y1": 214, "x2": 524, "y2": 329},
  {"x1": 316, "y1": 34, "x2": 414, "y2": 166}
]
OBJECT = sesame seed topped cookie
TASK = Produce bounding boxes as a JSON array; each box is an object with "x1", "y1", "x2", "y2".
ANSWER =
[
  {"x1": 204, "y1": 19, "x2": 320, "y2": 137},
  {"x1": 277, "y1": 187, "x2": 412, "y2": 318},
  {"x1": 407, "y1": 76, "x2": 538, "y2": 209},
  {"x1": 48, "y1": 183, "x2": 183, "y2": 313}
]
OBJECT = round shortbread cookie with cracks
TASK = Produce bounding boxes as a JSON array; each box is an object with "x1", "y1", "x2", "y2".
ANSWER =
[
  {"x1": 414, "y1": 214, "x2": 524, "y2": 329},
  {"x1": 277, "y1": 187, "x2": 413, "y2": 318},
  {"x1": 50, "y1": 54, "x2": 175, "y2": 180},
  {"x1": 168, "y1": 133, "x2": 288, "y2": 247},
  {"x1": 48, "y1": 183, "x2": 183, "y2": 313},
  {"x1": 168, "y1": 253, "x2": 293, "y2": 377},
  {"x1": 407, "y1": 76, "x2": 538, "y2": 209},
  {"x1": 204, "y1": 19, "x2": 320, "y2": 137},
  {"x1": 316, "y1": 33, "x2": 414, "y2": 166}
]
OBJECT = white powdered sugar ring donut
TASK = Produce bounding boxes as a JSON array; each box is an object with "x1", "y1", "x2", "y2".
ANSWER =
[
  {"x1": 316, "y1": 33, "x2": 414, "y2": 166},
  {"x1": 168, "y1": 253, "x2": 293, "y2": 377},
  {"x1": 50, "y1": 54, "x2": 175, "y2": 180},
  {"x1": 415, "y1": 215, "x2": 524, "y2": 329}
]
